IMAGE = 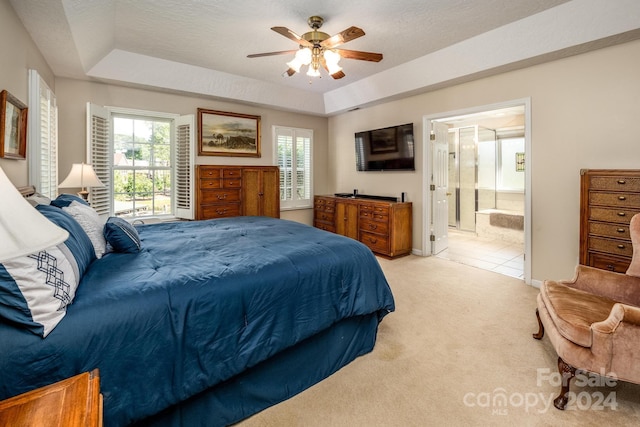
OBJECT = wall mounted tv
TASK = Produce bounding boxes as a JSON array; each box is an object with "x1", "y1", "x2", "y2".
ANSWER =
[{"x1": 355, "y1": 123, "x2": 415, "y2": 171}]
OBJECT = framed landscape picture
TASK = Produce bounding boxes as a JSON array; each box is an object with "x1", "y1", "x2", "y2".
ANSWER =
[
  {"x1": 197, "y1": 108, "x2": 261, "y2": 157},
  {"x1": 0, "y1": 90, "x2": 28, "y2": 159}
]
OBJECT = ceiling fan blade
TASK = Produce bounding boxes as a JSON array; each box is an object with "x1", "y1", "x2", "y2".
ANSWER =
[
  {"x1": 271, "y1": 27, "x2": 313, "y2": 47},
  {"x1": 247, "y1": 50, "x2": 297, "y2": 58},
  {"x1": 321, "y1": 26, "x2": 365, "y2": 49},
  {"x1": 336, "y1": 49, "x2": 383, "y2": 62}
]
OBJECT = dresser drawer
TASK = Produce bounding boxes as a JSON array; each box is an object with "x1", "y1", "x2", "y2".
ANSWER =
[
  {"x1": 199, "y1": 189, "x2": 241, "y2": 204},
  {"x1": 589, "y1": 207, "x2": 640, "y2": 224},
  {"x1": 588, "y1": 253, "x2": 631, "y2": 273},
  {"x1": 314, "y1": 221, "x2": 336, "y2": 233},
  {"x1": 588, "y1": 221, "x2": 630, "y2": 240},
  {"x1": 360, "y1": 231, "x2": 390, "y2": 253},
  {"x1": 588, "y1": 176, "x2": 640, "y2": 192},
  {"x1": 199, "y1": 178, "x2": 222, "y2": 189},
  {"x1": 589, "y1": 192, "x2": 640, "y2": 208},
  {"x1": 359, "y1": 218, "x2": 389, "y2": 235},
  {"x1": 360, "y1": 204, "x2": 389, "y2": 216},
  {"x1": 223, "y1": 178, "x2": 242, "y2": 188},
  {"x1": 315, "y1": 210, "x2": 335, "y2": 222},
  {"x1": 588, "y1": 236, "x2": 633, "y2": 257},
  {"x1": 223, "y1": 169, "x2": 242, "y2": 178},
  {"x1": 199, "y1": 168, "x2": 222, "y2": 178},
  {"x1": 200, "y1": 203, "x2": 241, "y2": 219}
]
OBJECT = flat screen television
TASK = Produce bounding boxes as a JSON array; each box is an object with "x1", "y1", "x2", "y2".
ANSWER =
[{"x1": 355, "y1": 123, "x2": 415, "y2": 171}]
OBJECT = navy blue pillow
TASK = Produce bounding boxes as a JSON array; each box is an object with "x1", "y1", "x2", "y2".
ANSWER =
[
  {"x1": 50, "y1": 193, "x2": 90, "y2": 208},
  {"x1": 104, "y1": 217, "x2": 141, "y2": 253},
  {"x1": 36, "y1": 205, "x2": 96, "y2": 277}
]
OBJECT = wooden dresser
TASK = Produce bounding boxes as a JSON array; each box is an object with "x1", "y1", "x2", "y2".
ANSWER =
[
  {"x1": 580, "y1": 169, "x2": 640, "y2": 272},
  {"x1": 314, "y1": 195, "x2": 412, "y2": 258},
  {"x1": 196, "y1": 165, "x2": 279, "y2": 220},
  {"x1": 0, "y1": 370, "x2": 102, "y2": 427}
]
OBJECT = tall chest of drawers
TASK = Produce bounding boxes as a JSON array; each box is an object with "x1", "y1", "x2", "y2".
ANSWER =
[
  {"x1": 196, "y1": 165, "x2": 279, "y2": 220},
  {"x1": 580, "y1": 169, "x2": 640, "y2": 272}
]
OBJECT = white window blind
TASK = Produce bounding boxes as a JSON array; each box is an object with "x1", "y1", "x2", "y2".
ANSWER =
[
  {"x1": 174, "y1": 115, "x2": 195, "y2": 219},
  {"x1": 87, "y1": 103, "x2": 111, "y2": 216},
  {"x1": 28, "y1": 70, "x2": 58, "y2": 199},
  {"x1": 274, "y1": 126, "x2": 313, "y2": 209}
]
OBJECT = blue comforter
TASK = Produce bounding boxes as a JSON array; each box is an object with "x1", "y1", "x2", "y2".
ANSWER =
[{"x1": 0, "y1": 217, "x2": 394, "y2": 426}]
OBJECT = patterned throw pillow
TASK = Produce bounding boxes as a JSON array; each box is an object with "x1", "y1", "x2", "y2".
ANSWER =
[
  {"x1": 0, "y1": 246, "x2": 79, "y2": 337},
  {"x1": 104, "y1": 217, "x2": 142, "y2": 253},
  {"x1": 62, "y1": 201, "x2": 107, "y2": 258},
  {"x1": 36, "y1": 205, "x2": 96, "y2": 278}
]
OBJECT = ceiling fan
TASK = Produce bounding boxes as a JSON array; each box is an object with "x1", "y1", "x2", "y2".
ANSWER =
[{"x1": 247, "y1": 16, "x2": 383, "y2": 80}]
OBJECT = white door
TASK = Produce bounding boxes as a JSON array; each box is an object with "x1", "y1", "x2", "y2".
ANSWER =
[{"x1": 432, "y1": 121, "x2": 450, "y2": 255}]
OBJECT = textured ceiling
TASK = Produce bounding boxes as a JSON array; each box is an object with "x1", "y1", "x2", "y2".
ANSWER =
[{"x1": 9, "y1": 0, "x2": 640, "y2": 115}]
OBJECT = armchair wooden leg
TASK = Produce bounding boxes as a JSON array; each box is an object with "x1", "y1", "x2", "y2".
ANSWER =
[
  {"x1": 554, "y1": 357, "x2": 576, "y2": 410},
  {"x1": 532, "y1": 308, "x2": 545, "y2": 339}
]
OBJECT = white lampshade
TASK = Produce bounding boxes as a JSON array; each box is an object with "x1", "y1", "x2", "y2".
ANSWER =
[
  {"x1": 59, "y1": 163, "x2": 104, "y2": 201},
  {"x1": 59, "y1": 163, "x2": 104, "y2": 189},
  {"x1": 0, "y1": 166, "x2": 69, "y2": 262}
]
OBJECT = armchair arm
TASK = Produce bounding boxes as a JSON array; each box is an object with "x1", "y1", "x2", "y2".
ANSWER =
[
  {"x1": 561, "y1": 265, "x2": 640, "y2": 306},
  {"x1": 592, "y1": 303, "x2": 640, "y2": 335}
]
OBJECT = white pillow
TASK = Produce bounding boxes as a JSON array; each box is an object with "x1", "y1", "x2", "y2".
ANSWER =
[
  {"x1": 1, "y1": 245, "x2": 79, "y2": 337},
  {"x1": 63, "y1": 201, "x2": 107, "y2": 258}
]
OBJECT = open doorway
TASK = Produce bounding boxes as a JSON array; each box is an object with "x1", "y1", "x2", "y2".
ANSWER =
[{"x1": 424, "y1": 100, "x2": 531, "y2": 283}]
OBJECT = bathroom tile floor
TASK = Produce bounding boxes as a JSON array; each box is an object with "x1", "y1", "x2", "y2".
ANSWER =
[{"x1": 435, "y1": 229, "x2": 525, "y2": 280}]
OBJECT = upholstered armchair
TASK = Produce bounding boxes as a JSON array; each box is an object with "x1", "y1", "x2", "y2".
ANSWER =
[{"x1": 533, "y1": 213, "x2": 640, "y2": 409}]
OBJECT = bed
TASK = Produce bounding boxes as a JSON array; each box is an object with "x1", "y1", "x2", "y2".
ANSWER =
[{"x1": 0, "y1": 194, "x2": 395, "y2": 426}]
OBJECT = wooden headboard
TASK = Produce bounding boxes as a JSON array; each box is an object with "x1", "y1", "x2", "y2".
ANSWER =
[{"x1": 18, "y1": 185, "x2": 36, "y2": 198}]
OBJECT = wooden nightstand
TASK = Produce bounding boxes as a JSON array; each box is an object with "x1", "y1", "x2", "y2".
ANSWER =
[{"x1": 0, "y1": 370, "x2": 102, "y2": 427}]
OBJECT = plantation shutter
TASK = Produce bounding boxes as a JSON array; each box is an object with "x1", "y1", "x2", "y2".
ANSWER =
[
  {"x1": 295, "y1": 129, "x2": 313, "y2": 207},
  {"x1": 276, "y1": 127, "x2": 293, "y2": 207},
  {"x1": 174, "y1": 114, "x2": 195, "y2": 219},
  {"x1": 28, "y1": 70, "x2": 58, "y2": 199},
  {"x1": 274, "y1": 126, "x2": 313, "y2": 209},
  {"x1": 87, "y1": 103, "x2": 111, "y2": 216}
]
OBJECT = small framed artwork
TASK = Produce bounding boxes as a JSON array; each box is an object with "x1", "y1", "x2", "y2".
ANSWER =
[
  {"x1": 0, "y1": 90, "x2": 28, "y2": 160},
  {"x1": 197, "y1": 108, "x2": 261, "y2": 157}
]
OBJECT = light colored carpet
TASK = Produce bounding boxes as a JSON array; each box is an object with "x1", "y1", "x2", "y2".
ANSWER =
[{"x1": 239, "y1": 255, "x2": 640, "y2": 426}]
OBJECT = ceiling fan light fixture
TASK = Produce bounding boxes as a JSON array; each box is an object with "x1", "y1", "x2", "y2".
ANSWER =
[
  {"x1": 295, "y1": 47, "x2": 312, "y2": 65},
  {"x1": 249, "y1": 16, "x2": 382, "y2": 81},
  {"x1": 323, "y1": 49, "x2": 340, "y2": 65},
  {"x1": 286, "y1": 58, "x2": 302, "y2": 73},
  {"x1": 306, "y1": 66, "x2": 321, "y2": 77}
]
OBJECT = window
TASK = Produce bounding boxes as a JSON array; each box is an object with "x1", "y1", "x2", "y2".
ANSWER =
[
  {"x1": 28, "y1": 70, "x2": 58, "y2": 199},
  {"x1": 87, "y1": 105, "x2": 194, "y2": 219},
  {"x1": 274, "y1": 126, "x2": 313, "y2": 209}
]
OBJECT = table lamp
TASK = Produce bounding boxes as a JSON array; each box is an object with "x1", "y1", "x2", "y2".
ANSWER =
[
  {"x1": 0, "y1": 166, "x2": 69, "y2": 262},
  {"x1": 58, "y1": 163, "x2": 104, "y2": 202}
]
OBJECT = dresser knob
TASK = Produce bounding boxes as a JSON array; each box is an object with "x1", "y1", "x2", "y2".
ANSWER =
[
  {"x1": 619, "y1": 196, "x2": 627, "y2": 200},
  {"x1": 618, "y1": 212, "x2": 626, "y2": 217},
  {"x1": 618, "y1": 180, "x2": 626, "y2": 184},
  {"x1": 617, "y1": 228, "x2": 626, "y2": 233},
  {"x1": 618, "y1": 244, "x2": 626, "y2": 249}
]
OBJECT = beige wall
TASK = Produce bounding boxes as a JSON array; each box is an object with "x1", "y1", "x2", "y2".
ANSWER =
[
  {"x1": 54, "y1": 78, "x2": 328, "y2": 224},
  {"x1": 0, "y1": 0, "x2": 54, "y2": 184},
  {"x1": 5, "y1": 0, "x2": 640, "y2": 282},
  {"x1": 328, "y1": 39, "x2": 640, "y2": 282}
]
